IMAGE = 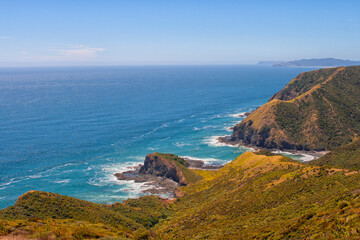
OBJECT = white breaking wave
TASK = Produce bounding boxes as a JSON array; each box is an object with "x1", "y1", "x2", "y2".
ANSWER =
[
  {"x1": 86, "y1": 160, "x2": 163, "y2": 200},
  {"x1": 203, "y1": 135, "x2": 255, "y2": 151},
  {"x1": 81, "y1": 182, "x2": 155, "y2": 203},
  {"x1": 224, "y1": 126, "x2": 233, "y2": 132},
  {"x1": 117, "y1": 180, "x2": 155, "y2": 199},
  {"x1": 174, "y1": 142, "x2": 191, "y2": 147},
  {"x1": 203, "y1": 135, "x2": 231, "y2": 147},
  {"x1": 193, "y1": 125, "x2": 218, "y2": 131},
  {"x1": 272, "y1": 150, "x2": 315, "y2": 162},
  {"x1": 126, "y1": 156, "x2": 145, "y2": 161},
  {"x1": 0, "y1": 162, "x2": 82, "y2": 188},
  {"x1": 227, "y1": 112, "x2": 247, "y2": 118},
  {"x1": 138, "y1": 123, "x2": 169, "y2": 138},
  {"x1": 181, "y1": 155, "x2": 226, "y2": 164},
  {"x1": 87, "y1": 161, "x2": 141, "y2": 187},
  {"x1": 147, "y1": 123, "x2": 168, "y2": 135},
  {"x1": 209, "y1": 114, "x2": 224, "y2": 119},
  {"x1": 53, "y1": 179, "x2": 71, "y2": 184},
  {"x1": 160, "y1": 137, "x2": 171, "y2": 141},
  {"x1": 300, "y1": 154, "x2": 316, "y2": 161}
]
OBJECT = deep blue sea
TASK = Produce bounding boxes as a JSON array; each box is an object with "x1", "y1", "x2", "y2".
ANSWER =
[{"x1": 0, "y1": 65, "x2": 315, "y2": 209}]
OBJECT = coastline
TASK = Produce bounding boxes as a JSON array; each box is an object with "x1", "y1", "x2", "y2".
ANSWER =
[
  {"x1": 217, "y1": 135, "x2": 329, "y2": 161},
  {"x1": 113, "y1": 107, "x2": 330, "y2": 200},
  {"x1": 113, "y1": 132, "x2": 329, "y2": 198}
]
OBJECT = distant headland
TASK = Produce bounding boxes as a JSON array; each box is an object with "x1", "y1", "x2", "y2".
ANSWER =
[{"x1": 258, "y1": 58, "x2": 360, "y2": 67}]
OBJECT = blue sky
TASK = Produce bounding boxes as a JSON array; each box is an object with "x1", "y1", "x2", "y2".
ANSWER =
[{"x1": 0, "y1": 0, "x2": 359, "y2": 66}]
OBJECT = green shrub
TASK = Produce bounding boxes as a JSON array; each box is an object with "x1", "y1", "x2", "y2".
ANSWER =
[
  {"x1": 338, "y1": 200, "x2": 350, "y2": 209},
  {"x1": 0, "y1": 222, "x2": 10, "y2": 236}
]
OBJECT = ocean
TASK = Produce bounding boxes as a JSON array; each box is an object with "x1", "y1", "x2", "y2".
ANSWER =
[{"x1": 0, "y1": 65, "x2": 315, "y2": 209}]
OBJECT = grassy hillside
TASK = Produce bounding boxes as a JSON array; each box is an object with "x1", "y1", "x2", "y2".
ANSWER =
[
  {"x1": 0, "y1": 191, "x2": 171, "y2": 239},
  {"x1": 0, "y1": 218, "x2": 137, "y2": 239},
  {"x1": 2, "y1": 150, "x2": 360, "y2": 239},
  {"x1": 154, "y1": 152, "x2": 360, "y2": 239},
  {"x1": 310, "y1": 140, "x2": 360, "y2": 170},
  {"x1": 231, "y1": 66, "x2": 360, "y2": 150}
]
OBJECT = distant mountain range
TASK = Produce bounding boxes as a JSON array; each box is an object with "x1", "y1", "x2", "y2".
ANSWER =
[{"x1": 258, "y1": 58, "x2": 360, "y2": 67}]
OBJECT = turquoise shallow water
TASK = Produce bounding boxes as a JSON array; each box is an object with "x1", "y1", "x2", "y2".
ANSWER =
[{"x1": 0, "y1": 65, "x2": 315, "y2": 209}]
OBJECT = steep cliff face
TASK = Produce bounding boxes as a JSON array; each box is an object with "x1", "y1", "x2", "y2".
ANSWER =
[
  {"x1": 139, "y1": 153, "x2": 189, "y2": 186},
  {"x1": 231, "y1": 66, "x2": 360, "y2": 150}
]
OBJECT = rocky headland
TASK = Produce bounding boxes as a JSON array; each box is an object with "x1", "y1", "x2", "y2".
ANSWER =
[
  {"x1": 114, "y1": 153, "x2": 221, "y2": 197},
  {"x1": 226, "y1": 66, "x2": 360, "y2": 151}
]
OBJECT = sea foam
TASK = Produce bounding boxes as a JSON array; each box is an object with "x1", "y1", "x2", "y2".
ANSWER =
[
  {"x1": 181, "y1": 155, "x2": 226, "y2": 165},
  {"x1": 227, "y1": 112, "x2": 247, "y2": 118},
  {"x1": 271, "y1": 150, "x2": 316, "y2": 162},
  {"x1": 53, "y1": 179, "x2": 71, "y2": 184}
]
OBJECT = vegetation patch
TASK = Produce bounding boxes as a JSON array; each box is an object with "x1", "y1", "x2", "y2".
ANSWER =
[
  {"x1": 310, "y1": 140, "x2": 360, "y2": 170},
  {"x1": 0, "y1": 192, "x2": 172, "y2": 239},
  {"x1": 154, "y1": 152, "x2": 360, "y2": 239}
]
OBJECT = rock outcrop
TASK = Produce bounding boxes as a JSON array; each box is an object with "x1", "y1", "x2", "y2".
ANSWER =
[
  {"x1": 114, "y1": 153, "x2": 203, "y2": 196},
  {"x1": 139, "y1": 153, "x2": 188, "y2": 186}
]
